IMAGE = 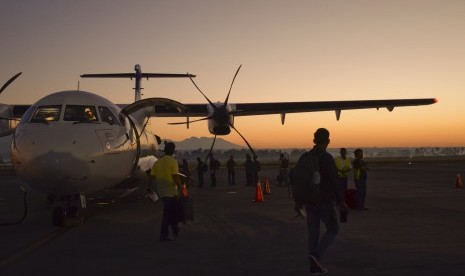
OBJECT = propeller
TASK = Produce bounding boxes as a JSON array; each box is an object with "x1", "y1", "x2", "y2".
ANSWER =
[
  {"x1": 0, "y1": 72, "x2": 22, "y2": 95},
  {"x1": 171, "y1": 65, "x2": 257, "y2": 159},
  {"x1": 0, "y1": 72, "x2": 22, "y2": 136}
]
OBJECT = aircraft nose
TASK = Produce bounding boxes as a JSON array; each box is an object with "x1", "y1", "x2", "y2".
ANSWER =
[{"x1": 19, "y1": 150, "x2": 91, "y2": 193}]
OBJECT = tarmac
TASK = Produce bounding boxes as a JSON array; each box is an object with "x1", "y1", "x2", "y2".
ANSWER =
[{"x1": 1, "y1": 160, "x2": 465, "y2": 276}]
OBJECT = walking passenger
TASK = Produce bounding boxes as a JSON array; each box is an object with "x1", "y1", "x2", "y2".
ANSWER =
[
  {"x1": 295, "y1": 128, "x2": 348, "y2": 275},
  {"x1": 149, "y1": 142, "x2": 182, "y2": 242}
]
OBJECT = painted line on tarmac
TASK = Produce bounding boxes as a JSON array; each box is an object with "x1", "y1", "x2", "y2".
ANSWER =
[
  {"x1": 0, "y1": 187, "x2": 140, "y2": 269},
  {"x1": 0, "y1": 226, "x2": 73, "y2": 269}
]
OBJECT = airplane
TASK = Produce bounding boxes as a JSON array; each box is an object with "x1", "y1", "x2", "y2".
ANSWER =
[
  {"x1": 1, "y1": 65, "x2": 194, "y2": 226},
  {"x1": 0, "y1": 64, "x2": 436, "y2": 226}
]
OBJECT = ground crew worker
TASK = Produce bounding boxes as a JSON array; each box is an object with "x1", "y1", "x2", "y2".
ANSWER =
[
  {"x1": 353, "y1": 148, "x2": 369, "y2": 211},
  {"x1": 334, "y1": 148, "x2": 352, "y2": 200}
]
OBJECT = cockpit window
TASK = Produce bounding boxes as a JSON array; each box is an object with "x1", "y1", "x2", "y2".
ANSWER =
[
  {"x1": 30, "y1": 105, "x2": 61, "y2": 123},
  {"x1": 64, "y1": 105, "x2": 98, "y2": 122},
  {"x1": 19, "y1": 106, "x2": 36, "y2": 125},
  {"x1": 98, "y1": 106, "x2": 120, "y2": 125}
]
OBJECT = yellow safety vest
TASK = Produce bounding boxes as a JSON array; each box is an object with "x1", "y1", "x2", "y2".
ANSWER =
[{"x1": 334, "y1": 156, "x2": 352, "y2": 178}]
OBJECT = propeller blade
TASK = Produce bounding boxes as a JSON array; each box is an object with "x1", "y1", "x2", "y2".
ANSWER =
[
  {"x1": 229, "y1": 122, "x2": 256, "y2": 158},
  {"x1": 204, "y1": 135, "x2": 217, "y2": 164},
  {"x1": 0, "y1": 72, "x2": 22, "y2": 94},
  {"x1": 223, "y1": 64, "x2": 242, "y2": 108},
  {"x1": 168, "y1": 116, "x2": 211, "y2": 125},
  {"x1": 188, "y1": 74, "x2": 217, "y2": 111}
]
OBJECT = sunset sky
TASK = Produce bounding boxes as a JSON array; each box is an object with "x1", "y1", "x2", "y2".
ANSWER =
[{"x1": 1, "y1": 0, "x2": 464, "y2": 149}]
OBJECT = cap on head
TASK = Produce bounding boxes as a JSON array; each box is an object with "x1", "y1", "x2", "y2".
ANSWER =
[{"x1": 314, "y1": 128, "x2": 330, "y2": 144}]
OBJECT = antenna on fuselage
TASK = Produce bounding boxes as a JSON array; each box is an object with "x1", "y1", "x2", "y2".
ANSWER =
[{"x1": 77, "y1": 80, "x2": 80, "y2": 91}]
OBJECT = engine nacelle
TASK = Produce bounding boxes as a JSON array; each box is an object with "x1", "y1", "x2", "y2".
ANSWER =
[{"x1": 0, "y1": 104, "x2": 17, "y2": 137}]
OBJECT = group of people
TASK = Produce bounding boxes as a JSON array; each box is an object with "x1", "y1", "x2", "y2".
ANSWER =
[
  {"x1": 334, "y1": 147, "x2": 369, "y2": 211},
  {"x1": 194, "y1": 153, "x2": 261, "y2": 187},
  {"x1": 148, "y1": 128, "x2": 368, "y2": 275}
]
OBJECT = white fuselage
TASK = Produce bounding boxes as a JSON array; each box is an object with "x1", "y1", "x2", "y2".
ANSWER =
[{"x1": 11, "y1": 91, "x2": 157, "y2": 196}]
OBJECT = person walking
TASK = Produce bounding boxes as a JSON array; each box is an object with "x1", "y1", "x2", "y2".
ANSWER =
[
  {"x1": 196, "y1": 157, "x2": 206, "y2": 187},
  {"x1": 180, "y1": 158, "x2": 191, "y2": 185},
  {"x1": 297, "y1": 128, "x2": 348, "y2": 275},
  {"x1": 334, "y1": 148, "x2": 352, "y2": 201},
  {"x1": 226, "y1": 155, "x2": 236, "y2": 185},
  {"x1": 278, "y1": 153, "x2": 290, "y2": 187},
  {"x1": 209, "y1": 155, "x2": 220, "y2": 187},
  {"x1": 353, "y1": 148, "x2": 369, "y2": 211},
  {"x1": 245, "y1": 154, "x2": 253, "y2": 186},
  {"x1": 252, "y1": 155, "x2": 261, "y2": 186},
  {"x1": 149, "y1": 142, "x2": 182, "y2": 242}
]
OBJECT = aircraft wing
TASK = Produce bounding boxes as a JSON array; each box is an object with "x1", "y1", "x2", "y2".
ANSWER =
[
  {"x1": 231, "y1": 98, "x2": 437, "y2": 116},
  {"x1": 151, "y1": 98, "x2": 437, "y2": 119},
  {"x1": 81, "y1": 73, "x2": 196, "y2": 79}
]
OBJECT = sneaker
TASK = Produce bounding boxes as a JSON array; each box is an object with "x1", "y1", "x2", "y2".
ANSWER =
[{"x1": 309, "y1": 255, "x2": 328, "y2": 275}]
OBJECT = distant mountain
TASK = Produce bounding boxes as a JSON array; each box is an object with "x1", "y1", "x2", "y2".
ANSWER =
[{"x1": 170, "y1": 136, "x2": 243, "y2": 150}]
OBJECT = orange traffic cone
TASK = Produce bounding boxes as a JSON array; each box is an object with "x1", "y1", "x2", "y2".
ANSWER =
[
  {"x1": 263, "y1": 177, "x2": 272, "y2": 195},
  {"x1": 253, "y1": 181, "x2": 264, "y2": 202},
  {"x1": 455, "y1": 174, "x2": 462, "y2": 188},
  {"x1": 181, "y1": 183, "x2": 189, "y2": 197}
]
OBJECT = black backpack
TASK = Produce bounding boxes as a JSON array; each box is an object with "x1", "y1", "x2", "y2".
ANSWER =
[{"x1": 290, "y1": 151, "x2": 322, "y2": 204}]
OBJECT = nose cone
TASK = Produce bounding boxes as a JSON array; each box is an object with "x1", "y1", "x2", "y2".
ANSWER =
[
  {"x1": 24, "y1": 151, "x2": 91, "y2": 195},
  {"x1": 12, "y1": 124, "x2": 99, "y2": 194}
]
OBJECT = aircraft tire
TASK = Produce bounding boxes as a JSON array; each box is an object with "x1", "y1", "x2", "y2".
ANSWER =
[{"x1": 52, "y1": 207, "x2": 65, "y2": 226}]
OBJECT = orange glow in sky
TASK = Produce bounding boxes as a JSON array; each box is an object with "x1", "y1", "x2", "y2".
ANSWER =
[{"x1": 1, "y1": 1, "x2": 464, "y2": 148}]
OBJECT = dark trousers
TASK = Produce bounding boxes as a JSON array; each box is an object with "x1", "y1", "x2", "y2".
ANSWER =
[
  {"x1": 210, "y1": 172, "x2": 216, "y2": 186},
  {"x1": 337, "y1": 177, "x2": 348, "y2": 201},
  {"x1": 246, "y1": 173, "x2": 253, "y2": 186},
  {"x1": 161, "y1": 197, "x2": 179, "y2": 239},
  {"x1": 305, "y1": 200, "x2": 339, "y2": 261},
  {"x1": 228, "y1": 170, "x2": 235, "y2": 185},
  {"x1": 197, "y1": 172, "x2": 204, "y2": 187},
  {"x1": 253, "y1": 173, "x2": 259, "y2": 186},
  {"x1": 354, "y1": 179, "x2": 367, "y2": 209}
]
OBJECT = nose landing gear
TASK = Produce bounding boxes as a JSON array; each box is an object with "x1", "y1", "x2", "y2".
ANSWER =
[{"x1": 51, "y1": 194, "x2": 86, "y2": 227}]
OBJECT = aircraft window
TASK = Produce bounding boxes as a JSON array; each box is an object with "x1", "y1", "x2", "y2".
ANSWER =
[
  {"x1": 110, "y1": 107, "x2": 125, "y2": 126},
  {"x1": 98, "y1": 106, "x2": 120, "y2": 125},
  {"x1": 19, "y1": 106, "x2": 36, "y2": 125},
  {"x1": 30, "y1": 105, "x2": 61, "y2": 123},
  {"x1": 64, "y1": 105, "x2": 98, "y2": 122}
]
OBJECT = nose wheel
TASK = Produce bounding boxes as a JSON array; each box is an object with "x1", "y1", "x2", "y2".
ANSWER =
[
  {"x1": 51, "y1": 195, "x2": 85, "y2": 227},
  {"x1": 52, "y1": 206, "x2": 65, "y2": 226}
]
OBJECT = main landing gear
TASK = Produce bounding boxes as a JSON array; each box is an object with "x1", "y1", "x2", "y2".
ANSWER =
[{"x1": 50, "y1": 194, "x2": 86, "y2": 227}]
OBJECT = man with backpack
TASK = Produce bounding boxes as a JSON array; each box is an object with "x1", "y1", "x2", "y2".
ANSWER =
[{"x1": 292, "y1": 128, "x2": 348, "y2": 275}]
